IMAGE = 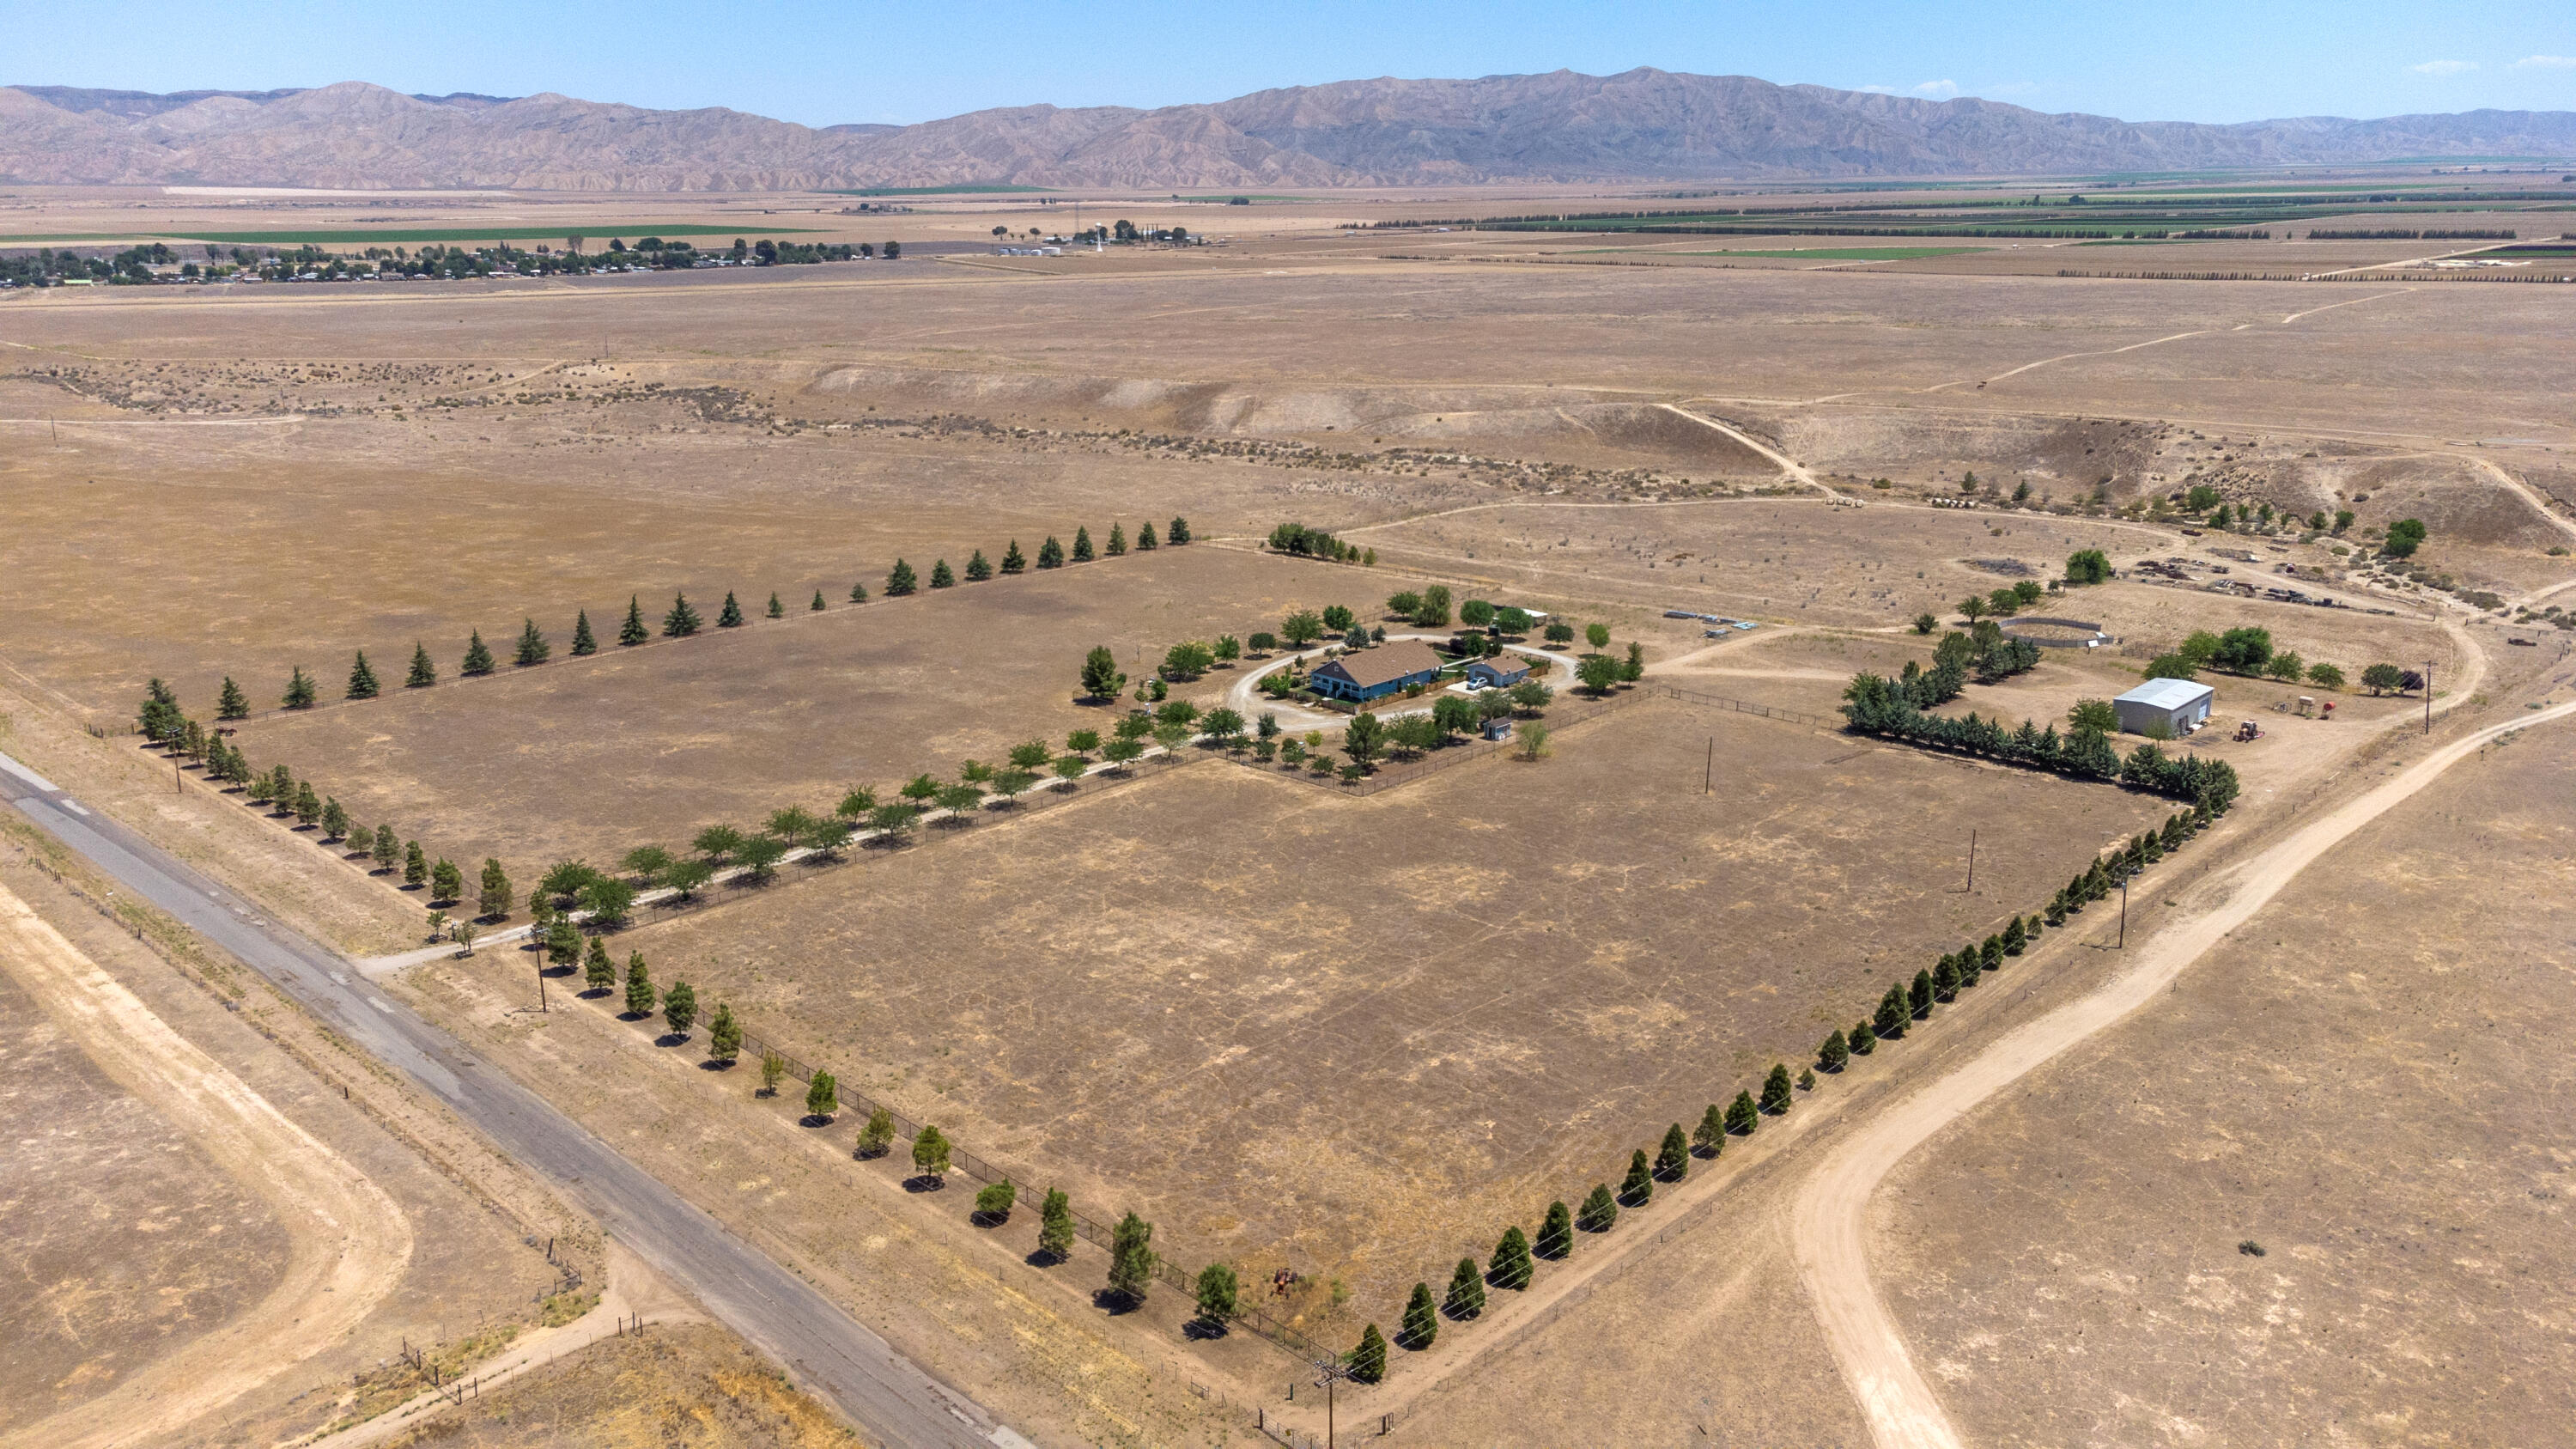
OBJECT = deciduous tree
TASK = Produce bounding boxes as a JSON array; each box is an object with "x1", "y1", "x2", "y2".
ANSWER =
[
  {"x1": 805, "y1": 1070, "x2": 838, "y2": 1120},
  {"x1": 1195, "y1": 1263, "x2": 1239, "y2": 1324},
  {"x1": 912, "y1": 1123, "x2": 952, "y2": 1182}
]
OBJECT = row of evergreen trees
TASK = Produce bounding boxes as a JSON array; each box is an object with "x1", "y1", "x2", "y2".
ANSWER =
[
  {"x1": 137, "y1": 680, "x2": 467, "y2": 901},
  {"x1": 1339, "y1": 785, "x2": 2235, "y2": 1383},
  {"x1": 204, "y1": 519, "x2": 1199, "y2": 716},
  {"x1": 1840, "y1": 672, "x2": 2242, "y2": 810},
  {"x1": 880, "y1": 516, "x2": 1194, "y2": 598}
]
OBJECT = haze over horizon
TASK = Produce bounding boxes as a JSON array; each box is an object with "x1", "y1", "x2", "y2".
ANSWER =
[{"x1": 12, "y1": 0, "x2": 2576, "y2": 131}]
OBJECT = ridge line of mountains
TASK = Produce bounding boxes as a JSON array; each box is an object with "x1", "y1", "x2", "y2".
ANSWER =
[{"x1": 6, "y1": 69, "x2": 2573, "y2": 192}]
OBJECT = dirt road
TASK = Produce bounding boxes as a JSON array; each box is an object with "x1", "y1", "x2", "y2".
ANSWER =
[
  {"x1": 0, "y1": 880, "x2": 414, "y2": 1449},
  {"x1": 1791, "y1": 686, "x2": 2573, "y2": 1449}
]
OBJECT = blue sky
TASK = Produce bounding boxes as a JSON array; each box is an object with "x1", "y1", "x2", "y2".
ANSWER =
[{"x1": 14, "y1": 1, "x2": 2576, "y2": 128}]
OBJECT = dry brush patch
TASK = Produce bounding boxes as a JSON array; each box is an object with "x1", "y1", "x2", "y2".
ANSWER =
[{"x1": 603, "y1": 700, "x2": 2171, "y2": 1321}]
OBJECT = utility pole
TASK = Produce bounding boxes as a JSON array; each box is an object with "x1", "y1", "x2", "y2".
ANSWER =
[
  {"x1": 536, "y1": 942, "x2": 548, "y2": 1012},
  {"x1": 1965, "y1": 827, "x2": 1978, "y2": 892},
  {"x1": 2117, "y1": 876, "x2": 2129, "y2": 948},
  {"x1": 1310, "y1": 1354, "x2": 1356, "y2": 1449},
  {"x1": 1704, "y1": 737, "x2": 1713, "y2": 795},
  {"x1": 2423, "y1": 658, "x2": 2434, "y2": 735}
]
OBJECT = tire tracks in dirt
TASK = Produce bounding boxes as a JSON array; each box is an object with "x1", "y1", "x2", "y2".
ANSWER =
[{"x1": 0, "y1": 880, "x2": 414, "y2": 1449}]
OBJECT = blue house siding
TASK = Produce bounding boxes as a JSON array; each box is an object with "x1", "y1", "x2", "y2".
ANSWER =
[{"x1": 1310, "y1": 667, "x2": 1441, "y2": 702}]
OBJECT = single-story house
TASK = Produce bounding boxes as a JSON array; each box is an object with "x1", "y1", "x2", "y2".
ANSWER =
[
  {"x1": 2113, "y1": 678, "x2": 2215, "y2": 736},
  {"x1": 1465, "y1": 656, "x2": 1531, "y2": 689},
  {"x1": 1308, "y1": 639, "x2": 1448, "y2": 703}
]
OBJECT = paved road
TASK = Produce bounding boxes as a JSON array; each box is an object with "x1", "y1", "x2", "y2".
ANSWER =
[{"x1": 0, "y1": 750, "x2": 1032, "y2": 1449}]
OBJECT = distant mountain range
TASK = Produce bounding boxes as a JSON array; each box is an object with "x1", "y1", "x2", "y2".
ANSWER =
[{"x1": 5, "y1": 70, "x2": 2573, "y2": 192}]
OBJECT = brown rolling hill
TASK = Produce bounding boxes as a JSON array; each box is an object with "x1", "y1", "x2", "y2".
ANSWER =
[{"x1": 3, "y1": 69, "x2": 2572, "y2": 192}]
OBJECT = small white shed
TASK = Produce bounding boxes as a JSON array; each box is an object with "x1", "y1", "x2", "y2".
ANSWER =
[{"x1": 2114, "y1": 678, "x2": 2215, "y2": 736}]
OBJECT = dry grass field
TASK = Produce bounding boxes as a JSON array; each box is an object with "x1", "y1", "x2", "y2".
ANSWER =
[
  {"x1": 378, "y1": 1323, "x2": 855, "y2": 1449},
  {"x1": 1871, "y1": 697, "x2": 2576, "y2": 1448},
  {"x1": 227, "y1": 543, "x2": 1448, "y2": 872},
  {"x1": 605, "y1": 698, "x2": 2171, "y2": 1315}
]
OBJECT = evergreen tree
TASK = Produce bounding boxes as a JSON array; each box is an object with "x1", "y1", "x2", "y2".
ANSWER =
[
  {"x1": 929, "y1": 559, "x2": 956, "y2": 588},
  {"x1": 1000, "y1": 539, "x2": 1027, "y2": 574},
  {"x1": 218, "y1": 676, "x2": 250, "y2": 720},
  {"x1": 848, "y1": 580, "x2": 869, "y2": 603},
  {"x1": 1072, "y1": 526, "x2": 1095, "y2": 563},
  {"x1": 461, "y1": 630, "x2": 495, "y2": 676},
  {"x1": 1945, "y1": 950, "x2": 1972, "y2": 995},
  {"x1": 283, "y1": 666, "x2": 318, "y2": 709},
  {"x1": 294, "y1": 780, "x2": 322, "y2": 825},
  {"x1": 1578, "y1": 1183, "x2": 1619, "y2": 1233},
  {"x1": 805, "y1": 1070, "x2": 838, "y2": 1119},
  {"x1": 1693, "y1": 1103, "x2": 1727, "y2": 1158},
  {"x1": 584, "y1": 936, "x2": 617, "y2": 992},
  {"x1": 1350, "y1": 1324, "x2": 1388, "y2": 1384},
  {"x1": 2044, "y1": 895, "x2": 2068, "y2": 928},
  {"x1": 623, "y1": 955, "x2": 657, "y2": 1017},
  {"x1": 717, "y1": 591, "x2": 744, "y2": 627},
  {"x1": 765, "y1": 592, "x2": 784, "y2": 619},
  {"x1": 1910, "y1": 971, "x2": 1935, "y2": 1018},
  {"x1": 1760, "y1": 1063, "x2": 1795, "y2": 1116},
  {"x1": 320, "y1": 797, "x2": 349, "y2": 840},
  {"x1": 856, "y1": 1106, "x2": 895, "y2": 1157},
  {"x1": 346, "y1": 651, "x2": 380, "y2": 699},
  {"x1": 1168, "y1": 516, "x2": 1191, "y2": 545},
  {"x1": 1489, "y1": 1226, "x2": 1534, "y2": 1289},
  {"x1": 1037, "y1": 1188, "x2": 1075, "y2": 1261},
  {"x1": 1656, "y1": 1122, "x2": 1691, "y2": 1181},
  {"x1": 1981, "y1": 935, "x2": 2005, "y2": 973},
  {"x1": 1136, "y1": 521, "x2": 1157, "y2": 550},
  {"x1": 571, "y1": 611, "x2": 598, "y2": 655},
  {"x1": 477, "y1": 858, "x2": 513, "y2": 918},
  {"x1": 1800, "y1": 1067, "x2": 1818, "y2": 1092},
  {"x1": 811, "y1": 590, "x2": 828, "y2": 612},
  {"x1": 1534, "y1": 1200, "x2": 1575, "y2": 1258},
  {"x1": 1036, "y1": 536, "x2": 1065, "y2": 569},
  {"x1": 1107, "y1": 1211, "x2": 1157, "y2": 1305},
  {"x1": 404, "y1": 642, "x2": 437, "y2": 687},
  {"x1": 1820, "y1": 1028, "x2": 1850, "y2": 1072},
  {"x1": 911, "y1": 1123, "x2": 952, "y2": 1180},
  {"x1": 964, "y1": 550, "x2": 992, "y2": 581},
  {"x1": 404, "y1": 840, "x2": 428, "y2": 888},
  {"x1": 2002, "y1": 917, "x2": 2028, "y2": 955},
  {"x1": 513, "y1": 618, "x2": 550, "y2": 667},
  {"x1": 620, "y1": 596, "x2": 650, "y2": 646},
  {"x1": 373, "y1": 825, "x2": 400, "y2": 873},
  {"x1": 1725, "y1": 1090, "x2": 1759, "y2": 1135},
  {"x1": 664, "y1": 593, "x2": 702, "y2": 636},
  {"x1": 1850, "y1": 1019, "x2": 1878, "y2": 1055},
  {"x1": 1079, "y1": 645, "x2": 1127, "y2": 701},
  {"x1": 663, "y1": 980, "x2": 698, "y2": 1036},
  {"x1": 1105, "y1": 523, "x2": 1127, "y2": 557},
  {"x1": 1194, "y1": 1263, "x2": 1239, "y2": 1324},
  {"x1": 1619, "y1": 1148, "x2": 1655, "y2": 1206},
  {"x1": 430, "y1": 857, "x2": 463, "y2": 902},
  {"x1": 1400, "y1": 1281, "x2": 1439, "y2": 1349},
  {"x1": 885, "y1": 559, "x2": 918, "y2": 595}
]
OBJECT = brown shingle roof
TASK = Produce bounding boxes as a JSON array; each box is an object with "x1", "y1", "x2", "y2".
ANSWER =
[{"x1": 1311, "y1": 638, "x2": 1446, "y2": 691}]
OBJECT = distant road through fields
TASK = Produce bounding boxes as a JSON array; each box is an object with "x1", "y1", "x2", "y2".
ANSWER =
[{"x1": 0, "y1": 749, "x2": 1033, "y2": 1449}]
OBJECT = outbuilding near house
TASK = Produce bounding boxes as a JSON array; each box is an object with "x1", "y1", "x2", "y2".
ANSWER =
[
  {"x1": 1465, "y1": 656, "x2": 1531, "y2": 689},
  {"x1": 1308, "y1": 639, "x2": 1448, "y2": 703},
  {"x1": 2113, "y1": 678, "x2": 2215, "y2": 737}
]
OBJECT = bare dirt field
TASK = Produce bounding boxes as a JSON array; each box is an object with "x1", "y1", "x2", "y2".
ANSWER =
[
  {"x1": 1870, "y1": 681, "x2": 2576, "y2": 1447},
  {"x1": 598, "y1": 698, "x2": 2170, "y2": 1317},
  {"x1": 0, "y1": 822, "x2": 573, "y2": 1449},
  {"x1": 228, "y1": 542, "x2": 1449, "y2": 873}
]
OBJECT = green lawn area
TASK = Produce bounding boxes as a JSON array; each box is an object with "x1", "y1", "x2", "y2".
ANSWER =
[
  {"x1": 1572, "y1": 245, "x2": 1993, "y2": 260},
  {"x1": 0, "y1": 223, "x2": 814, "y2": 246}
]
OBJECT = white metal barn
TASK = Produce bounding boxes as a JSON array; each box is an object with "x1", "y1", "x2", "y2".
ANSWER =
[{"x1": 2113, "y1": 678, "x2": 2215, "y2": 736}]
